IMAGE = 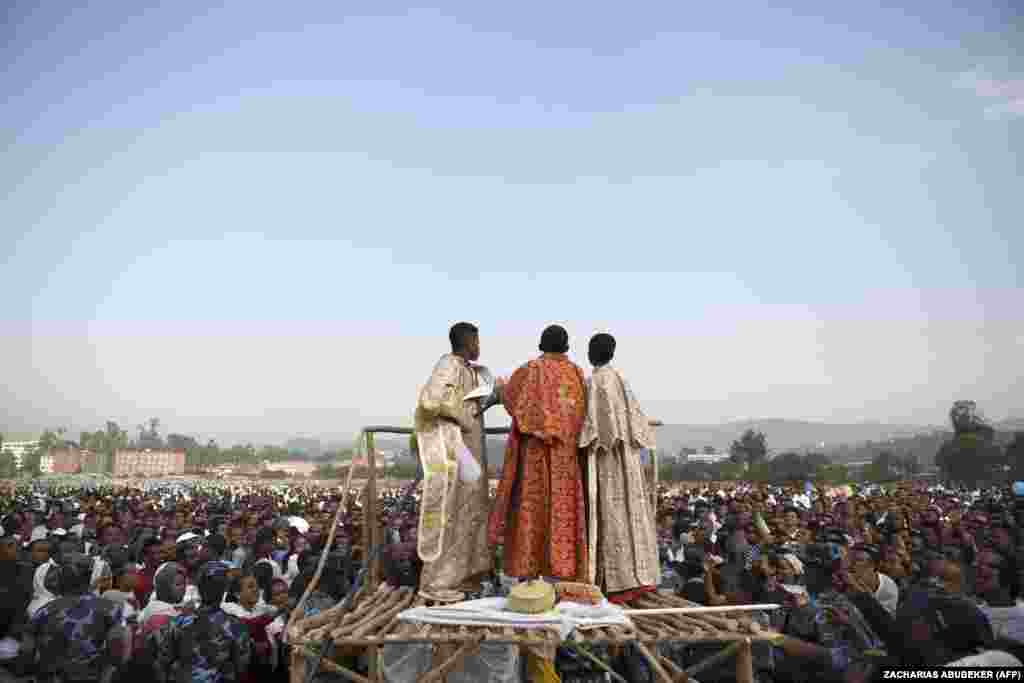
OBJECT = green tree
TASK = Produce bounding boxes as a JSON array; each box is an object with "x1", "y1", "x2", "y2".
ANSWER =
[
  {"x1": 1006, "y1": 432, "x2": 1024, "y2": 483},
  {"x1": 863, "y1": 451, "x2": 901, "y2": 482},
  {"x1": 729, "y1": 429, "x2": 767, "y2": 467},
  {"x1": 935, "y1": 400, "x2": 1003, "y2": 486},
  {"x1": 0, "y1": 433, "x2": 14, "y2": 479},
  {"x1": 815, "y1": 463, "x2": 849, "y2": 485}
]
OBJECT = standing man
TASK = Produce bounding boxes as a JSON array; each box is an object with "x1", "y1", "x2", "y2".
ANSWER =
[
  {"x1": 578, "y1": 333, "x2": 659, "y2": 603},
  {"x1": 415, "y1": 322, "x2": 502, "y2": 601},
  {"x1": 489, "y1": 324, "x2": 588, "y2": 581}
]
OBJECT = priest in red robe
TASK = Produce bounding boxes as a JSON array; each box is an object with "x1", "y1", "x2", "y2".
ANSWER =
[{"x1": 488, "y1": 325, "x2": 589, "y2": 581}]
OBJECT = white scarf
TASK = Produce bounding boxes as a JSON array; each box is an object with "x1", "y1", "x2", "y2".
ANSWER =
[
  {"x1": 141, "y1": 562, "x2": 183, "y2": 623},
  {"x1": 220, "y1": 595, "x2": 274, "y2": 619},
  {"x1": 27, "y1": 562, "x2": 56, "y2": 618},
  {"x1": 139, "y1": 599, "x2": 179, "y2": 625},
  {"x1": 284, "y1": 555, "x2": 301, "y2": 586}
]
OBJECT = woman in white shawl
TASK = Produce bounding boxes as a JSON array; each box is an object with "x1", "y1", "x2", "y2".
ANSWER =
[
  {"x1": 220, "y1": 571, "x2": 274, "y2": 620},
  {"x1": 138, "y1": 562, "x2": 185, "y2": 639},
  {"x1": 26, "y1": 563, "x2": 59, "y2": 619}
]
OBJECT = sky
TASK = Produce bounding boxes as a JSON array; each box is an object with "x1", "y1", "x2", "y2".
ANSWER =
[{"x1": 1, "y1": 1, "x2": 1022, "y2": 446}]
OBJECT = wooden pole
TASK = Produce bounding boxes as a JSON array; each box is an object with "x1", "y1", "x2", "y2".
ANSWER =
[
  {"x1": 684, "y1": 640, "x2": 742, "y2": 678},
  {"x1": 736, "y1": 638, "x2": 754, "y2": 683},
  {"x1": 634, "y1": 642, "x2": 675, "y2": 683},
  {"x1": 622, "y1": 604, "x2": 780, "y2": 616},
  {"x1": 419, "y1": 636, "x2": 483, "y2": 683},
  {"x1": 650, "y1": 420, "x2": 662, "y2": 513},
  {"x1": 287, "y1": 447, "x2": 358, "y2": 635},
  {"x1": 297, "y1": 646, "x2": 372, "y2": 683},
  {"x1": 364, "y1": 431, "x2": 379, "y2": 681},
  {"x1": 562, "y1": 642, "x2": 628, "y2": 683}
]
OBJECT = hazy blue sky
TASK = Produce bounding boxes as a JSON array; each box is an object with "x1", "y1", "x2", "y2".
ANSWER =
[{"x1": 2, "y1": 1, "x2": 1021, "y2": 445}]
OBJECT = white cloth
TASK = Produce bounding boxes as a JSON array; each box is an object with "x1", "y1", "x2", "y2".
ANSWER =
[
  {"x1": 90, "y1": 557, "x2": 109, "y2": 594},
  {"x1": 266, "y1": 615, "x2": 287, "y2": 670},
  {"x1": 27, "y1": 562, "x2": 56, "y2": 618},
  {"x1": 284, "y1": 555, "x2": 301, "y2": 586},
  {"x1": 874, "y1": 573, "x2": 899, "y2": 613},
  {"x1": 220, "y1": 599, "x2": 275, "y2": 619},
  {"x1": 398, "y1": 597, "x2": 632, "y2": 641},
  {"x1": 182, "y1": 584, "x2": 200, "y2": 606},
  {"x1": 139, "y1": 599, "x2": 179, "y2": 625}
]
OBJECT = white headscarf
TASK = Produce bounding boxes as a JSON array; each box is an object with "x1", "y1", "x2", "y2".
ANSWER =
[
  {"x1": 254, "y1": 557, "x2": 282, "y2": 580},
  {"x1": 220, "y1": 591, "x2": 274, "y2": 619},
  {"x1": 140, "y1": 562, "x2": 181, "y2": 624},
  {"x1": 27, "y1": 562, "x2": 57, "y2": 618},
  {"x1": 90, "y1": 557, "x2": 109, "y2": 594}
]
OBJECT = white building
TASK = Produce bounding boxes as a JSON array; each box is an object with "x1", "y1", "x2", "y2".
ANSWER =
[
  {"x1": 1, "y1": 440, "x2": 38, "y2": 471},
  {"x1": 687, "y1": 452, "x2": 730, "y2": 464}
]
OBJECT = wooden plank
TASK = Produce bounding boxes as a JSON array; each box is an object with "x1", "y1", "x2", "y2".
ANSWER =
[
  {"x1": 419, "y1": 637, "x2": 483, "y2": 683},
  {"x1": 287, "y1": 454, "x2": 358, "y2": 635}
]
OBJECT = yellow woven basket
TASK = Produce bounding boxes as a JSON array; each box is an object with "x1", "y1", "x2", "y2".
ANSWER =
[{"x1": 507, "y1": 580, "x2": 556, "y2": 614}]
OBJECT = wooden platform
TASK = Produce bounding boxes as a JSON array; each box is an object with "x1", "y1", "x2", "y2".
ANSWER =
[
  {"x1": 288, "y1": 583, "x2": 778, "y2": 683},
  {"x1": 286, "y1": 426, "x2": 770, "y2": 682}
]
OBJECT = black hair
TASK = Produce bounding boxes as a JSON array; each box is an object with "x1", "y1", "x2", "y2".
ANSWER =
[
  {"x1": 197, "y1": 564, "x2": 229, "y2": 606},
  {"x1": 59, "y1": 553, "x2": 95, "y2": 595},
  {"x1": 587, "y1": 333, "x2": 616, "y2": 367},
  {"x1": 539, "y1": 325, "x2": 569, "y2": 354},
  {"x1": 207, "y1": 533, "x2": 227, "y2": 558},
  {"x1": 252, "y1": 562, "x2": 274, "y2": 600},
  {"x1": 254, "y1": 527, "x2": 276, "y2": 549},
  {"x1": 449, "y1": 322, "x2": 479, "y2": 353}
]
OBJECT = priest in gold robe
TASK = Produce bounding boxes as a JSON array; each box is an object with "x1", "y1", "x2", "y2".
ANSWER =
[
  {"x1": 579, "y1": 333, "x2": 659, "y2": 603},
  {"x1": 414, "y1": 322, "x2": 501, "y2": 601}
]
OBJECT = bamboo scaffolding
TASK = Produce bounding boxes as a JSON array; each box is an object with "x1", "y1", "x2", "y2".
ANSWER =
[{"x1": 289, "y1": 424, "x2": 779, "y2": 682}]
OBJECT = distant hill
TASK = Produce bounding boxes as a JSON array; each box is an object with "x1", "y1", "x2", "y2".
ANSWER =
[
  {"x1": 293, "y1": 417, "x2": 1024, "y2": 467},
  {"x1": 652, "y1": 419, "x2": 943, "y2": 454}
]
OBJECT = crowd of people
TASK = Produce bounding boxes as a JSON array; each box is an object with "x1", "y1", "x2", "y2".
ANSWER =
[
  {"x1": 0, "y1": 325, "x2": 1019, "y2": 682},
  {"x1": 0, "y1": 476, "x2": 1021, "y2": 682}
]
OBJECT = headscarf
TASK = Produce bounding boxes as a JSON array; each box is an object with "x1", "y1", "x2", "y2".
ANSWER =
[
  {"x1": 90, "y1": 557, "x2": 109, "y2": 594},
  {"x1": 27, "y1": 563, "x2": 57, "y2": 618},
  {"x1": 254, "y1": 557, "x2": 282, "y2": 580},
  {"x1": 140, "y1": 561, "x2": 183, "y2": 624}
]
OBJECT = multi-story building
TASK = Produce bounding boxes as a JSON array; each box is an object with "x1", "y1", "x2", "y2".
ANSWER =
[
  {"x1": 39, "y1": 448, "x2": 85, "y2": 474},
  {"x1": 0, "y1": 440, "x2": 39, "y2": 471},
  {"x1": 263, "y1": 461, "x2": 318, "y2": 477},
  {"x1": 112, "y1": 449, "x2": 186, "y2": 477}
]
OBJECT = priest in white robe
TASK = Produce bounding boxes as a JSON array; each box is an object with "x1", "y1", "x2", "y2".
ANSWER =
[
  {"x1": 414, "y1": 322, "x2": 501, "y2": 602},
  {"x1": 579, "y1": 333, "x2": 659, "y2": 603}
]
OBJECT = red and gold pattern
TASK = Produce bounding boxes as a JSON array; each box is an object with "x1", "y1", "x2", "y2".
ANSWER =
[{"x1": 488, "y1": 354, "x2": 588, "y2": 580}]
